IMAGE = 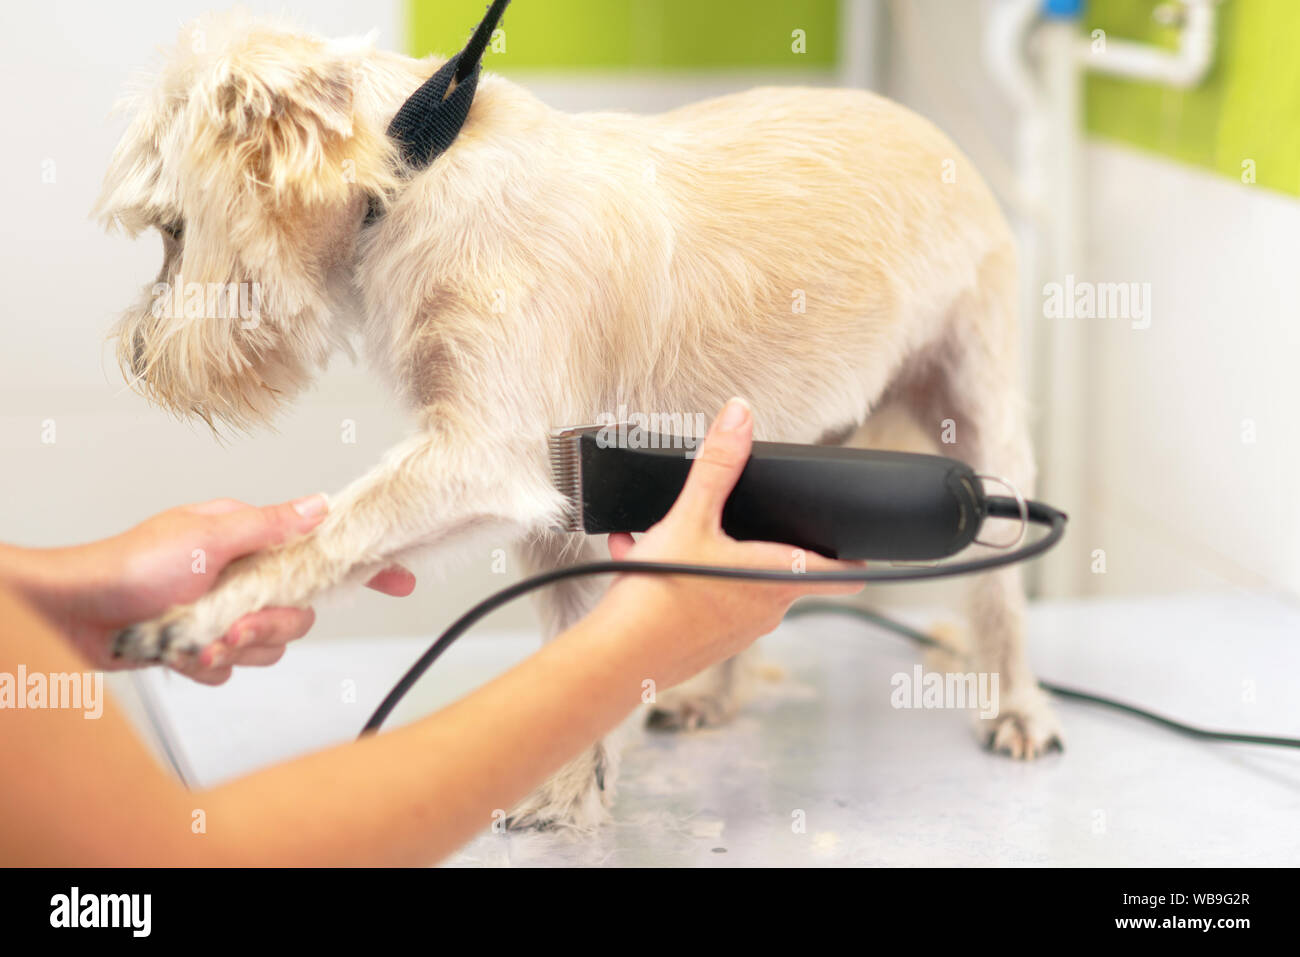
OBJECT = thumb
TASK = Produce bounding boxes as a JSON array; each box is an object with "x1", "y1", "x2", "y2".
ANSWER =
[
  {"x1": 669, "y1": 398, "x2": 753, "y2": 528},
  {"x1": 607, "y1": 532, "x2": 636, "y2": 560},
  {"x1": 212, "y1": 493, "x2": 329, "y2": 558}
]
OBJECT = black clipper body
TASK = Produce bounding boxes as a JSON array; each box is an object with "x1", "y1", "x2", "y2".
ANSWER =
[{"x1": 548, "y1": 425, "x2": 988, "y2": 561}]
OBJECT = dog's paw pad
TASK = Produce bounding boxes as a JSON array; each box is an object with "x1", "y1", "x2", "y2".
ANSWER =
[
  {"x1": 506, "y1": 746, "x2": 610, "y2": 831},
  {"x1": 981, "y1": 694, "x2": 1064, "y2": 760},
  {"x1": 502, "y1": 809, "x2": 560, "y2": 832},
  {"x1": 112, "y1": 616, "x2": 203, "y2": 666},
  {"x1": 505, "y1": 790, "x2": 607, "y2": 832}
]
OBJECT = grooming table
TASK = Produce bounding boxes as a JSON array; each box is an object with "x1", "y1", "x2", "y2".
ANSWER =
[{"x1": 126, "y1": 593, "x2": 1300, "y2": 866}]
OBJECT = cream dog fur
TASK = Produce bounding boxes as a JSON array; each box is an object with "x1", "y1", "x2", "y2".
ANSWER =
[{"x1": 96, "y1": 13, "x2": 1062, "y2": 828}]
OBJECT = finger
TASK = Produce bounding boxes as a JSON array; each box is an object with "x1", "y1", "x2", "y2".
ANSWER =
[
  {"x1": 227, "y1": 644, "x2": 287, "y2": 667},
  {"x1": 171, "y1": 660, "x2": 234, "y2": 686},
  {"x1": 187, "y1": 498, "x2": 250, "y2": 516},
  {"x1": 607, "y1": 532, "x2": 636, "y2": 561},
  {"x1": 726, "y1": 541, "x2": 867, "y2": 574},
  {"x1": 365, "y1": 565, "x2": 416, "y2": 597},
  {"x1": 801, "y1": 554, "x2": 869, "y2": 573},
  {"x1": 781, "y1": 558, "x2": 868, "y2": 595},
  {"x1": 773, "y1": 550, "x2": 867, "y2": 598},
  {"x1": 213, "y1": 494, "x2": 330, "y2": 558},
  {"x1": 797, "y1": 580, "x2": 868, "y2": 597},
  {"x1": 223, "y1": 607, "x2": 316, "y2": 649},
  {"x1": 668, "y1": 397, "x2": 753, "y2": 528},
  {"x1": 190, "y1": 665, "x2": 234, "y2": 686}
]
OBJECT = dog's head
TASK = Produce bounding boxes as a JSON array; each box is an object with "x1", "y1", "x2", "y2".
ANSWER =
[{"x1": 96, "y1": 13, "x2": 403, "y2": 429}]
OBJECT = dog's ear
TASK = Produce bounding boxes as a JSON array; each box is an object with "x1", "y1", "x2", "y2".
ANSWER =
[
  {"x1": 176, "y1": 32, "x2": 399, "y2": 313},
  {"x1": 184, "y1": 34, "x2": 395, "y2": 212}
]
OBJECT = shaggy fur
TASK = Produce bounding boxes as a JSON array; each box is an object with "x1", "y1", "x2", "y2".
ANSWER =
[{"x1": 97, "y1": 12, "x2": 1062, "y2": 829}]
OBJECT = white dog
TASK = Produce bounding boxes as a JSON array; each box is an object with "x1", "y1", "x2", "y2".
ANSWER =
[{"x1": 96, "y1": 12, "x2": 1061, "y2": 828}]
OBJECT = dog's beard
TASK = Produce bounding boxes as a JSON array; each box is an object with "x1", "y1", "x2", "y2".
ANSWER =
[{"x1": 114, "y1": 288, "x2": 325, "y2": 432}]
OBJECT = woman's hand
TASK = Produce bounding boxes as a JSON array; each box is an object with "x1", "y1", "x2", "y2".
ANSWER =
[
  {"x1": 596, "y1": 397, "x2": 866, "y2": 690},
  {"x1": 0, "y1": 495, "x2": 414, "y2": 685}
]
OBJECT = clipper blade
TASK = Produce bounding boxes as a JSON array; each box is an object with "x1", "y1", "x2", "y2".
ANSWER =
[{"x1": 547, "y1": 427, "x2": 588, "y2": 532}]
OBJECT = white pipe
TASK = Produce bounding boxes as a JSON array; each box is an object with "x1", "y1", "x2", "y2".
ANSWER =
[
  {"x1": 1083, "y1": 0, "x2": 1217, "y2": 88},
  {"x1": 985, "y1": 0, "x2": 1048, "y2": 215},
  {"x1": 1033, "y1": 17, "x2": 1087, "y2": 598},
  {"x1": 839, "y1": 0, "x2": 883, "y2": 90},
  {"x1": 982, "y1": 0, "x2": 1219, "y2": 596},
  {"x1": 984, "y1": 0, "x2": 1043, "y2": 114}
]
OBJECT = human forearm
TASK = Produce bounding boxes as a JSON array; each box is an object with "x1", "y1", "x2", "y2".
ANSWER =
[
  {"x1": 3, "y1": 398, "x2": 865, "y2": 866},
  {"x1": 0, "y1": 541, "x2": 110, "y2": 633},
  {"x1": 2, "y1": 577, "x2": 655, "y2": 866},
  {"x1": 199, "y1": 591, "x2": 659, "y2": 865}
]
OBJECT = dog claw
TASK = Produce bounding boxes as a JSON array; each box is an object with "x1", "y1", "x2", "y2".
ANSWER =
[
  {"x1": 112, "y1": 624, "x2": 163, "y2": 662},
  {"x1": 111, "y1": 618, "x2": 203, "y2": 665},
  {"x1": 111, "y1": 627, "x2": 138, "y2": 660},
  {"x1": 983, "y1": 712, "x2": 1065, "y2": 761}
]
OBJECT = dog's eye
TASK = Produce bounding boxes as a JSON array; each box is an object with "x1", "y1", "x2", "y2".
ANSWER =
[{"x1": 160, "y1": 220, "x2": 184, "y2": 241}]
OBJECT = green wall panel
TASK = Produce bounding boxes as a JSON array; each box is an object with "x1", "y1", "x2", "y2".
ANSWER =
[
  {"x1": 407, "y1": 0, "x2": 840, "y2": 71},
  {"x1": 1084, "y1": 0, "x2": 1300, "y2": 196}
]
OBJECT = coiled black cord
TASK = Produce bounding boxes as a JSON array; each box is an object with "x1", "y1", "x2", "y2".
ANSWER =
[
  {"x1": 361, "y1": 495, "x2": 1300, "y2": 750},
  {"x1": 360, "y1": 495, "x2": 1064, "y2": 733},
  {"x1": 785, "y1": 603, "x2": 1300, "y2": 749}
]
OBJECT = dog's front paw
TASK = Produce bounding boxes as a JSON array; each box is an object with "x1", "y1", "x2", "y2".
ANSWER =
[
  {"x1": 506, "y1": 743, "x2": 612, "y2": 831},
  {"x1": 112, "y1": 606, "x2": 210, "y2": 667},
  {"x1": 978, "y1": 687, "x2": 1064, "y2": 760}
]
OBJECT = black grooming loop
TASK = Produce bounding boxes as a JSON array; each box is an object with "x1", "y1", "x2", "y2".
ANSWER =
[{"x1": 366, "y1": 0, "x2": 511, "y2": 224}]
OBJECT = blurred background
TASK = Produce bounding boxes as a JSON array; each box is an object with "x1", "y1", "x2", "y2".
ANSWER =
[{"x1": 1, "y1": 0, "x2": 1297, "y2": 643}]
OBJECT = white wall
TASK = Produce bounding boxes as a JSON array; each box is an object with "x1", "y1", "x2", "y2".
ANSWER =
[
  {"x1": 1083, "y1": 142, "x2": 1300, "y2": 598},
  {"x1": 883, "y1": 0, "x2": 1300, "y2": 603}
]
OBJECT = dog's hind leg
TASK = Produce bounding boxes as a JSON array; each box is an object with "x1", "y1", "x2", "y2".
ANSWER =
[
  {"x1": 641, "y1": 418, "x2": 857, "y2": 734},
  {"x1": 644, "y1": 647, "x2": 759, "y2": 731},
  {"x1": 636, "y1": 419, "x2": 855, "y2": 734},
  {"x1": 504, "y1": 532, "x2": 619, "y2": 830},
  {"x1": 897, "y1": 245, "x2": 1063, "y2": 759}
]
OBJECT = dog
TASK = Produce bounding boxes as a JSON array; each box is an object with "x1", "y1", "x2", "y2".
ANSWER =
[{"x1": 95, "y1": 12, "x2": 1062, "y2": 829}]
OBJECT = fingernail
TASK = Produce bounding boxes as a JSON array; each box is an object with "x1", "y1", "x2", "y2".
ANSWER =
[
  {"x1": 292, "y1": 493, "x2": 328, "y2": 519},
  {"x1": 718, "y1": 397, "x2": 750, "y2": 432}
]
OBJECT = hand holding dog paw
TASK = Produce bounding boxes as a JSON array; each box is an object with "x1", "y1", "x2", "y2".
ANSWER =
[
  {"x1": 0, "y1": 496, "x2": 414, "y2": 685},
  {"x1": 599, "y1": 398, "x2": 865, "y2": 690}
]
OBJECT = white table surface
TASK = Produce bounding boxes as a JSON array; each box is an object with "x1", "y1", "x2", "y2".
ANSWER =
[{"x1": 127, "y1": 591, "x2": 1300, "y2": 866}]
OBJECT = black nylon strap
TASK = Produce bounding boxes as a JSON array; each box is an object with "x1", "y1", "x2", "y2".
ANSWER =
[
  {"x1": 455, "y1": 0, "x2": 509, "y2": 83},
  {"x1": 367, "y1": 0, "x2": 510, "y2": 223},
  {"x1": 385, "y1": 52, "x2": 481, "y2": 170}
]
